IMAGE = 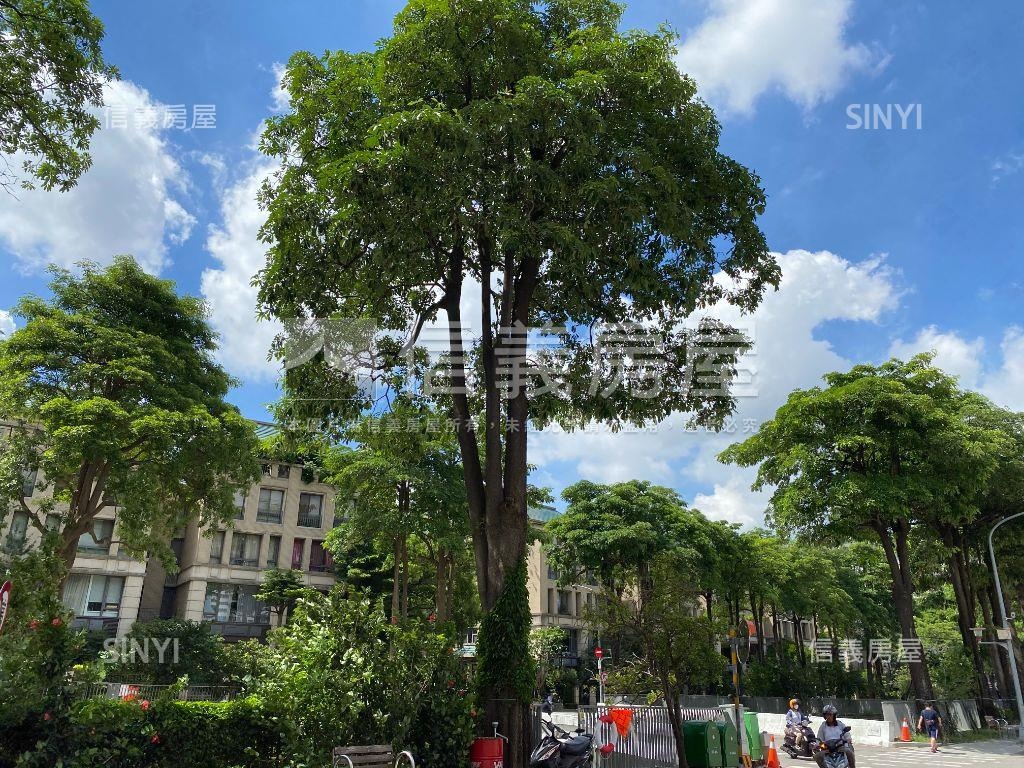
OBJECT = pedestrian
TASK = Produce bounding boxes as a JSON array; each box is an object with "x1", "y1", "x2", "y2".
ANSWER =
[
  {"x1": 917, "y1": 702, "x2": 942, "y2": 753},
  {"x1": 542, "y1": 691, "x2": 555, "y2": 717}
]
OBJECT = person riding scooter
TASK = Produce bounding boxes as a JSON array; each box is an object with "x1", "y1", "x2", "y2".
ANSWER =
[
  {"x1": 786, "y1": 699, "x2": 811, "y2": 745},
  {"x1": 815, "y1": 705, "x2": 855, "y2": 768}
]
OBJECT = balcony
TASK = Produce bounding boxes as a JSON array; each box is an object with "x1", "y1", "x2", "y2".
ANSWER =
[
  {"x1": 229, "y1": 556, "x2": 259, "y2": 568},
  {"x1": 208, "y1": 621, "x2": 270, "y2": 641},
  {"x1": 69, "y1": 617, "x2": 119, "y2": 637},
  {"x1": 255, "y1": 510, "x2": 282, "y2": 524},
  {"x1": 297, "y1": 509, "x2": 322, "y2": 528}
]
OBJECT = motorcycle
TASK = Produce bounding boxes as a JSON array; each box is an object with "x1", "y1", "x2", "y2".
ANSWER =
[
  {"x1": 781, "y1": 719, "x2": 819, "y2": 759},
  {"x1": 530, "y1": 718, "x2": 595, "y2": 768},
  {"x1": 818, "y1": 726, "x2": 854, "y2": 768}
]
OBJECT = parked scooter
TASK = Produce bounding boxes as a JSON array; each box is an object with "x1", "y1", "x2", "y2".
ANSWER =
[
  {"x1": 818, "y1": 726, "x2": 854, "y2": 768},
  {"x1": 781, "y1": 718, "x2": 819, "y2": 759},
  {"x1": 530, "y1": 719, "x2": 595, "y2": 768}
]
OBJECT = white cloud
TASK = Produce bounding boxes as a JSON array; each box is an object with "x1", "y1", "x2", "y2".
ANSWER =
[
  {"x1": 889, "y1": 325, "x2": 984, "y2": 388},
  {"x1": 991, "y1": 151, "x2": 1024, "y2": 183},
  {"x1": 890, "y1": 325, "x2": 1024, "y2": 412},
  {"x1": 530, "y1": 249, "x2": 900, "y2": 526},
  {"x1": 200, "y1": 159, "x2": 281, "y2": 381},
  {"x1": 0, "y1": 79, "x2": 194, "y2": 274},
  {"x1": 270, "y1": 63, "x2": 290, "y2": 114},
  {"x1": 0, "y1": 309, "x2": 14, "y2": 337},
  {"x1": 675, "y1": 0, "x2": 877, "y2": 114},
  {"x1": 693, "y1": 477, "x2": 772, "y2": 528}
]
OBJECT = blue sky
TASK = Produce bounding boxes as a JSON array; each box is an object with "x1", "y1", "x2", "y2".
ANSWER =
[{"x1": 1, "y1": 0, "x2": 1022, "y2": 525}]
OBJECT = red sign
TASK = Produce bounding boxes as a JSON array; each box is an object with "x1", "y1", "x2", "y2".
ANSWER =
[
  {"x1": 594, "y1": 646, "x2": 603, "y2": 659},
  {"x1": 0, "y1": 581, "x2": 10, "y2": 635}
]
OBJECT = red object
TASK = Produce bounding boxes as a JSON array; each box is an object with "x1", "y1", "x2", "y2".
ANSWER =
[
  {"x1": 28, "y1": 619, "x2": 39, "y2": 630},
  {"x1": 900, "y1": 717, "x2": 912, "y2": 742},
  {"x1": 140, "y1": 700, "x2": 151, "y2": 711},
  {"x1": 609, "y1": 709, "x2": 633, "y2": 737},
  {"x1": 470, "y1": 738, "x2": 504, "y2": 768},
  {"x1": 599, "y1": 714, "x2": 614, "y2": 725},
  {"x1": 599, "y1": 743, "x2": 615, "y2": 757},
  {"x1": 42, "y1": 712, "x2": 52, "y2": 722},
  {"x1": 765, "y1": 735, "x2": 781, "y2": 768},
  {"x1": 594, "y1": 646, "x2": 603, "y2": 659},
  {"x1": 51, "y1": 617, "x2": 62, "y2": 627},
  {"x1": 151, "y1": 733, "x2": 160, "y2": 745}
]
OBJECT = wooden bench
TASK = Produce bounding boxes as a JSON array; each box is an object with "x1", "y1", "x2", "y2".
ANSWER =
[{"x1": 332, "y1": 744, "x2": 416, "y2": 768}]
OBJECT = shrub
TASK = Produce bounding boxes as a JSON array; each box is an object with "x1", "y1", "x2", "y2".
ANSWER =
[
  {"x1": 6, "y1": 695, "x2": 287, "y2": 768},
  {"x1": 103, "y1": 618, "x2": 233, "y2": 685},
  {"x1": 406, "y1": 648, "x2": 474, "y2": 768}
]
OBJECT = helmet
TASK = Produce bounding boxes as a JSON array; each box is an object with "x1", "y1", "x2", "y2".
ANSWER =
[
  {"x1": 823, "y1": 704, "x2": 838, "y2": 716},
  {"x1": 789, "y1": 699, "x2": 800, "y2": 709}
]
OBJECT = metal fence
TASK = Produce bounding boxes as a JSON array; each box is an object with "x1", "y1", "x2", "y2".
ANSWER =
[
  {"x1": 575, "y1": 705, "x2": 723, "y2": 768},
  {"x1": 77, "y1": 683, "x2": 238, "y2": 702}
]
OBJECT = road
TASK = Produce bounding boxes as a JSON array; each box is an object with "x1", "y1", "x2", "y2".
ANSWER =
[{"x1": 777, "y1": 742, "x2": 1024, "y2": 767}]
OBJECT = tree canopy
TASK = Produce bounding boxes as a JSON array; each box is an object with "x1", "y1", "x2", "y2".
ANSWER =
[
  {"x1": 720, "y1": 354, "x2": 1009, "y2": 700},
  {"x1": 0, "y1": 0, "x2": 117, "y2": 190},
  {"x1": 0, "y1": 256, "x2": 261, "y2": 573}
]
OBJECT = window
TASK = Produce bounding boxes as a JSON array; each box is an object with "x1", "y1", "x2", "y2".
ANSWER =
[
  {"x1": 77, "y1": 519, "x2": 114, "y2": 555},
  {"x1": 233, "y1": 490, "x2": 246, "y2": 520},
  {"x1": 547, "y1": 564, "x2": 559, "y2": 581},
  {"x1": 301, "y1": 466, "x2": 316, "y2": 483},
  {"x1": 291, "y1": 538, "x2": 305, "y2": 569},
  {"x1": 297, "y1": 493, "x2": 324, "y2": 527},
  {"x1": 63, "y1": 574, "x2": 124, "y2": 618},
  {"x1": 261, "y1": 463, "x2": 271, "y2": 476},
  {"x1": 565, "y1": 628, "x2": 580, "y2": 655},
  {"x1": 202, "y1": 582, "x2": 269, "y2": 624},
  {"x1": 309, "y1": 540, "x2": 333, "y2": 572},
  {"x1": 229, "y1": 533, "x2": 261, "y2": 567},
  {"x1": 5, "y1": 511, "x2": 29, "y2": 552},
  {"x1": 267, "y1": 535, "x2": 281, "y2": 568},
  {"x1": 256, "y1": 488, "x2": 284, "y2": 523},
  {"x1": 276, "y1": 464, "x2": 291, "y2": 479},
  {"x1": 21, "y1": 467, "x2": 37, "y2": 498},
  {"x1": 210, "y1": 531, "x2": 225, "y2": 564},
  {"x1": 557, "y1": 590, "x2": 572, "y2": 616},
  {"x1": 45, "y1": 514, "x2": 61, "y2": 532},
  {"x1": 575, "y1": 592, "x2": 582, "y2": 616},
  {"x1": 547, "y1": 588, "x2": 556, "y2": 615}
]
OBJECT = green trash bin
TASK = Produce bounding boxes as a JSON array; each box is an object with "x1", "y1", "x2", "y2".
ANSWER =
[
  {"x1": 743, "y1": 711, "x2": 763, "y2": 762},
  {"x1": 715, "y1": 720, "x2": 740, "y2": 768},
  {"x1": 682, "y1": 720, "x2": 724, "y2": 768}
]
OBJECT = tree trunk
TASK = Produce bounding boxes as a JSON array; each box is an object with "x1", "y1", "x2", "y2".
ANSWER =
[
  {"x1": 391, "y1": 535, "x2": 402, "y2": 622},
  {"x1": 435, "y1": 550, "x2": 451, "y2": 623},
  {"x1": 938, "y1": 524, "x2": 991, "y2": 704},
  {"x1": 980, "y1": 588, "x2": 1009, "y2": 699},
  {"x1": 874, "y1": 519, "x2": 933, "y2": 701}
]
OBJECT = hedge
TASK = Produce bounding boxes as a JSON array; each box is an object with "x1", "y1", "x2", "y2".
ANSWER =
[{"x1": 0, "y1": 696, "x2": 289, "y2": 768}]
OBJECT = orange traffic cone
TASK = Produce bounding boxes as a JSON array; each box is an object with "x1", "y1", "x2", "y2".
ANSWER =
[
  {"x1": 765, "y1": 734, "x2": 781, "y2": 768},
  {"x1": 900, "y1": 717, "x2": 912, "y2": 742}
]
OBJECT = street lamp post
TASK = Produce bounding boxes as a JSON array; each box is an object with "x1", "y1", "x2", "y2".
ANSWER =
[{"x1": 988, "y1": 511, "x2": 1024, "y2": 743}]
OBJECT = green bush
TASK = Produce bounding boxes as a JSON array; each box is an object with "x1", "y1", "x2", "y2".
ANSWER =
[
  {"x1": 6, "y1": 696, "x2": 287, "y2": 768},
  {"x1": 406, "y1": 649, "x2": 474, "y2": 768},
  {"x1": 254, "y1": 590, "x2": 459, "y2": 767}
]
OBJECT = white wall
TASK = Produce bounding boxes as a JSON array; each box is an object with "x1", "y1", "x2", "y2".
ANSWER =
[{"x1": 757, "y1": 713, "x2": 892, "y2": 748}]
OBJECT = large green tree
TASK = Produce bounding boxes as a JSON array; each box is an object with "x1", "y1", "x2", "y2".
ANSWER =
[
  {"x1": 0, "y1": 256, "x2": 261, "y2": 579},
  {"x1": 547, "y1": 480, "x2": 724, "y2": 767},
  {"x1": 0, "y1": 0, "x2": 117, "y2": 191},
  {"x1": 323, "y1": 397, "x2": 472, "y2": 625},
  {"x1": 257, "y1": 0, "x2": 777, "y2": 756},
  {"x1": 721, "y1": 355, "x2": 1005, "y2": 701}
]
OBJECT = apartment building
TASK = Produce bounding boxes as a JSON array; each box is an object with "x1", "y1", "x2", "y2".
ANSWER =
[
  {"x1": 136, "y1": 457, "x2": 341, "y2": 640},
  {"x1": 1, "y1": 420, "x2": 340, "y2": 639},
  {"x1": 526, "y1": 505, "x2": 600, "y2": 666}
]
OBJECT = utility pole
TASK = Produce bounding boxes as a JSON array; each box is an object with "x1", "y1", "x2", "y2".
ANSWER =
[{"x1": 988, "y1": 512, "x2": 1024, "y2": 743}]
